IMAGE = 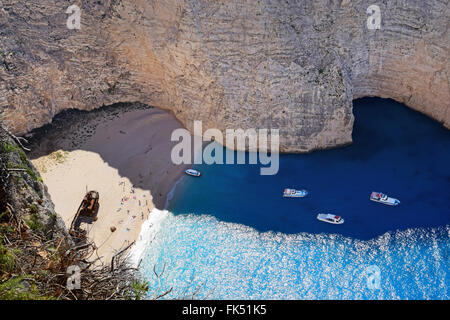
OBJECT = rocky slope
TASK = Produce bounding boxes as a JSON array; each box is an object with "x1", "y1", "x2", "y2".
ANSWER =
[
  {"x1": 0, "y1": 124, "x2": 149, "y2": 300},
  {"x1": 0, "y1": 123, "x2": 67, "y2": 237},
  {"x1": 0, "y1": 0, "x2": 448, "y2": 152}
]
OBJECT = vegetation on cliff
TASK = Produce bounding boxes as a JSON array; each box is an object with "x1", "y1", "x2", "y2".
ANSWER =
[{"x1": 0, "y1": 124, "x2": 149, "y2": 300}]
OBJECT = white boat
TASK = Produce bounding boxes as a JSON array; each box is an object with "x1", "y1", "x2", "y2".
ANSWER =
[
  {"x1": 283, "y1": 188, "x2": 308, "y2": 198},
  {"x1": 185, "y1": 169, "x2": 201, "y2": 177},
  {"x1": 370, "y1": 192, "x2": 400, "y2": 206},
  {"x1": 317, "y1": 213, "x2": 344, "y2": 225}
]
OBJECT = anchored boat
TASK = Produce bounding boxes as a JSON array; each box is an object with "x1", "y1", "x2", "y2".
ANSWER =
[
  {"x1": 283, "y1": 188, "x2": 308, "y2": 198},
  {"x1": 370, "y1": 192, "x2": 400, "y2": 206},
  {"x1": 185, "y1": 169, "x2": 201, "y2": 177},
  {"x1": 317, "y1": 213, "x2": 344, "y2": 225}
]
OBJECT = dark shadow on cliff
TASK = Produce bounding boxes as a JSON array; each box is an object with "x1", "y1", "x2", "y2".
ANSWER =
[
  {"x1": 27, "y1": 102, "x2": 189, "y2": 210},
  {"x1": 167, "y1": 97, "x2": 450, "y2": 240},
  {"x1": 25, "y1": 98, "x2": 450, "y2": 240}
]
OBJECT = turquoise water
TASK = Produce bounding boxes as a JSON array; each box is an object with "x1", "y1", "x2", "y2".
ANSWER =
[{"x1": 136, "y1": 98, "x2": 449, "y2": 299}]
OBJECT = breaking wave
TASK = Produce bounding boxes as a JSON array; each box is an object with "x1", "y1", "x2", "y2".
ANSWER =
[{"x1": 129, "y1": 209, "x2": 449, "y2": 300}]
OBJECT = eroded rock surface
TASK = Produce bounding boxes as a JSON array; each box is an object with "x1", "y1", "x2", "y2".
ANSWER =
[
  {"x1": 0, "y1": 123, "x2": 68, "y2": 238},
  {"x1": 1, "y1": 0, "x2": 448, "y2": 152}
]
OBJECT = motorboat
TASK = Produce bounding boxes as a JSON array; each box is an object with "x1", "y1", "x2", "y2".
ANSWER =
[
  {"x1": 283, "y1": 188, "x2": 308, "y2": 198},
  {"x1": 370, "y1": 192, "x2": 400, "y2": 206},
  {"x1": 185, "y1": 169, "x2": 201, "y2": 177},
  {"x1": 317, "y1": 213, "x2": 344, "y2": 225}
]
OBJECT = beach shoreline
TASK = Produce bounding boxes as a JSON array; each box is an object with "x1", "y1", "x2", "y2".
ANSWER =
[{"x1": 29, "y1": 103, "x2": 189, "y2": 264}]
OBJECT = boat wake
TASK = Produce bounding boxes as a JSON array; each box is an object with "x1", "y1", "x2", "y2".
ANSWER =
[{"x1": 164, "y1": 175, "x2": 185, "y2": 210}]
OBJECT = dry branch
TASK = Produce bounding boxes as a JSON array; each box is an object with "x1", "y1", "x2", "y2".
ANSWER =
[
  {"x1": 0, "y1": 207, "x2": 146, "y2": 300},
  {"x1": 1, "y1": 124, "x2": 31, "y2": 151}
]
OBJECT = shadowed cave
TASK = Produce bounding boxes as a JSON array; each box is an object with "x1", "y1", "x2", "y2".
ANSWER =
[{"x1": 27, "y1": 98, "x2": 450, "y2": 239}]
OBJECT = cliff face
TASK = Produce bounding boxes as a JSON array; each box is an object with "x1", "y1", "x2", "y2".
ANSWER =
[
  {"x1": 0, "y1": 123, "x2": 67, "y2": 237},
  {"x1": 0, "y1": 0, "x2": 448, "y2": 152}
]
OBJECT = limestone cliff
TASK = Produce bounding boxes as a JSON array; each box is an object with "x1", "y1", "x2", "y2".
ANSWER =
[
  {"x1": 0, "y1": 0, "x2": 448, "y2": 152},
  {"x1": 0, "y1": 123, "x2": 67, "y2": 237}
]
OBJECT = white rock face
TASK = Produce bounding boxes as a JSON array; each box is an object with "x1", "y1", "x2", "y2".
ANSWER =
[{"x1": 0, "y1": 0, "x2": 448, "y2": 152}]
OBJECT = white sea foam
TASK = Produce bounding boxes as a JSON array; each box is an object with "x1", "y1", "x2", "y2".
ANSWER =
[
  {"x1": 129, "y1": 210, "x2": 449, "y2": 299},
  {"x1": 127, "y1": 208, "x2": 170, "y2": 267}
]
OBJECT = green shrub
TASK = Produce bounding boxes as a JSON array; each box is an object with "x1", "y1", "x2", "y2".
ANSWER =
[
  {"x1": 18, "y1": 149, "x2": 27, "y2": 166},
  {"x1": 26, "y1": 213, "x2": 43, "y2": 232},
  {"x1": 0, "y1": 142, "x2": 16, "y2": 153},
  {"x1": 29, "y1": 204, "x2": 38, "y2": 214},
  {"x1": 0, "y1": 224, "x2": 14, "y2": 234},
  {"x1": 7, "y1": 162, "x2": 42, "y2": 183},
  {"x1": 0, "y1": 210, "x2": 8, "y2": 222},
  {"x1": 0, "y1": 275, "x2": 52, "y2": 300},
  {"x1": 0, "y1": 245, "x2": 20, "y2": 273},
  {"x1": 130, "y1": 280, "x2": 149, "y2": 300}
]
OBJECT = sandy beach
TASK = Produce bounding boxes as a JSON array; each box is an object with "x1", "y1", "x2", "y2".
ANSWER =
[{"x1": 29, "y1": 105, "x2": 189, "y2": 264}]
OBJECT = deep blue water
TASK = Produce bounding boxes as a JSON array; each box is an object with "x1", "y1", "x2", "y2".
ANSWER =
[
  {"x1": 169, "y1": 98, "x2": 450, "y2": 240},
  {"x1": 136, "y1": 98, "x2": 449, "y2": 299}
]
